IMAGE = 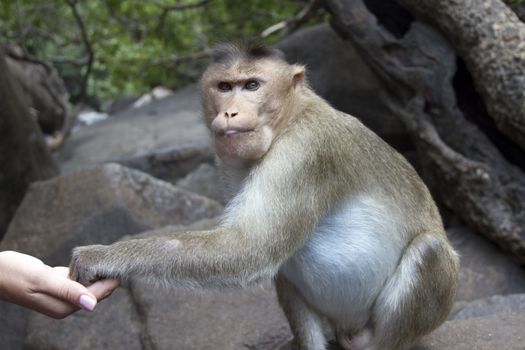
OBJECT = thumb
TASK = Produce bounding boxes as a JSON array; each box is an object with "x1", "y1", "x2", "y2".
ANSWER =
[
  {"x1": 78, "y1": 293, "x2": 98, "y2": 312},
  {"x1": 47, "y1": 267, "x2": 98, "y2": 311}
]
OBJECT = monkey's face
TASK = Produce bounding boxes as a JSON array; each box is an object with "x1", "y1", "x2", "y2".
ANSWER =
[{"x1": 201, "y1": 58, "x2": 304, "y2": 168}]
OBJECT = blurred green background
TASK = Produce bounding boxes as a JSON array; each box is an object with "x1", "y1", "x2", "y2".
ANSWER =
[{"x1": 0, "y1": 0, "x2": 324, "y2": 105}]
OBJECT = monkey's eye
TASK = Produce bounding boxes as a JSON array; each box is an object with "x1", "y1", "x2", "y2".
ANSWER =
[
  {"x1": 217, "y1": 82, "x2": 232, "y2": 91},
  {"x1": 244, "y1": 80, "x2": 260, "y2": 91}
]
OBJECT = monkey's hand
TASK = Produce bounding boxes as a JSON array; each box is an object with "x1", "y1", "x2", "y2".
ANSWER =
[{"x1": 69, "y1": 245, "x2": 113, "y2": 286}]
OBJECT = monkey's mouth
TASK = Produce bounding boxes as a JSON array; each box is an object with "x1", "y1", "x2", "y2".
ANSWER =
[{"x1": 220, "y1": 129, "x2": 256, "y2": 137}]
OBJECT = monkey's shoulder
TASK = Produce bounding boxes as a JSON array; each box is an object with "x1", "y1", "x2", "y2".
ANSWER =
[{"x1": 293, "y1": 108, "x2": 408, "y2": 167}]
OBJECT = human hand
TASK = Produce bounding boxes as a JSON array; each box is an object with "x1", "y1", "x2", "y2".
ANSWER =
[{"x1": 0, "y1": 250, "x2": 119, "y2": 319}]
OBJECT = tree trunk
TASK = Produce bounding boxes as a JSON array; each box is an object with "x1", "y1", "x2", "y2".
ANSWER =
[
  {"x1": 5, "y1": 49, "x2": 69, "y2": 135},
  {"x1": 324, "y1": 0, "x2": 525, "y2": 264},
  {"x1": 0, "y1": 47, "x2": 59, "y2": 238},
  {"x1": 397, "y1": 0, "x2": 525, "y2": 151}
]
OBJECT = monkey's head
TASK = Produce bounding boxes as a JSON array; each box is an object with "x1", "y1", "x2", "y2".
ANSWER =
[{"x1": 201, "y1": 42, "x2": 306, "y2": 168}]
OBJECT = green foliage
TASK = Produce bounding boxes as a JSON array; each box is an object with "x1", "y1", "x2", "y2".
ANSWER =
[{"x1": 0, "y1": 0, "x2": 317, "y2": 104}]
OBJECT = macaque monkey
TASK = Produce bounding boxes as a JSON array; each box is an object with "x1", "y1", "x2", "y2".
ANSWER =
[{"x1": 70, "y1": 42, "x2": 459, "y2": 350}]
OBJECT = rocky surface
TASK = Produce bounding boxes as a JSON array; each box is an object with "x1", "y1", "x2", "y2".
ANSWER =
[
  {"x1": 118, "y1": 144, "x2": 215, "y2": 185},
  {"x1": 448, "y1": 225, "x2": 525, "y2": 301},
  {"x1": 25, "y1": 288, "x2": 143, "y2": 350},
  {"x1": 0, "y1": 164, "x2": 224, "y2": 350},
  {"x1": 20, "y1": 282, "x2": 290, "y2": 350},
  {"x1": 414, "y1": 311, "x2": 525, "y2": 350},
  {"x1": 55, "y1": 84, "x2": 210, "y2": 175},
  {"x1": 5, "y1": 49, "x2": 69, "y2": 135},
  {"x1": 452, "y1": 294, "x2": 525, "y2": 321},
  {"x1": 176, "y1": 163, "x2": 225, "y2": 204},
  {"x1": 130, "y1": 282, "x2": 289, "y2": 350},
  {"x1": 0, "y1": 48, "x2": 59, "y2": 238},
  {"x1": 1, "y1": 163, "x2": 223, "y2": 267}
]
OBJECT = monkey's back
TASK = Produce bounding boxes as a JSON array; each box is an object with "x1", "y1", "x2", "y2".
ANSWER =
[{"x1": 284, "y1": 91, "x2": 444, "y2": 239}]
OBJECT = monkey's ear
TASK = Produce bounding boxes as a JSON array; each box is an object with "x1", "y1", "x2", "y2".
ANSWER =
[{"x1": 292, "y1": 65, "x2": 306, "y2": 89}]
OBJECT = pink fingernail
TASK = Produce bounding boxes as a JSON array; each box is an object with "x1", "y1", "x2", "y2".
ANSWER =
[{"x1": 79, "y1": 295, "x2": 97, "y2": 311}]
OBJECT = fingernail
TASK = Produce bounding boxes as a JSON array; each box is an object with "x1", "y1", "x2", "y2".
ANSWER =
[{"x1": 79, "y1": 295, "x2": 97, "y2": 312}]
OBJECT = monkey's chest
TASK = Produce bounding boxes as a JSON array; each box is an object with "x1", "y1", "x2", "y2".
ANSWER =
[{"x1": 280, "y1": 197, "x2": 403, "y2": 325}]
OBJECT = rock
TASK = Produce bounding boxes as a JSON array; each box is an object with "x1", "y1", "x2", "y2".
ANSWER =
[
  {"x1": 276, "y1": 23, "x2": 410, "y2": 151},
  {"x1": 510, "y1": 3, "x2": 525, "y2": 22},
  {"x1": 118, "y1": 144, "x2": 214, "y2": 185},
  {"x1": 131, "y1": 282, "x2": 290, "y2": 350},
  {"x1": 415, "y1": 311, "x2": 525, "y2": 350},
  {"x1": 125, "y1": 221, "x2": 291, "y2": 349},
  {"x1": 24, "y1": 289, "x2": 143, "y2": 350},
  {"x1": 5, "y1": 47, "x2": 68, "y2": 134},
  {"x1": 20, "y1": 272, "x2": 290, "y2": 350},
  {"x1": 76, "y1": 109, "x2": 108, "y2": 127},
  {"x1": 0, "y1": 303, "x2": 30, "y2": 350},
  {"x1": 176, "y1": 163, "x2": 225, "y2": 204},
  {"x1": 447, "y1": 225, "x2": 525, "y2": 302},
  {"x1": 0, "y1": 48, "x2": 59, "y2": 238},
  {"x1": 0, "y1": 163, "x2": 224, "y2": 350},
  {"x1": 56, "y1": 84, "x2": 210, "y2": 174},
  {"x1": 104, "y1": 95, "x2": 137, "y2": 115},
  {"x1": 1, "y1": 163, "x2": 223, "y2": 266},
  {"x1": 451, "y1": 294, "x2": 525, "y2": 321},
  {"x1": 132, "y1": 86, "x2": 174, "y2": 109}
]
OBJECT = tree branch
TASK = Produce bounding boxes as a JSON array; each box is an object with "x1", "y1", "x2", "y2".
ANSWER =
[
  {"x1": 65, "y1": 0, "x2": 94, "y2": 102},
  {"x1": 155, "y1": 0, "x2": 211, "y2": 12},
  {"x1": 49, "y1": 56, "x2": 90, "y2": 66},
  {"x1": 151, "y1": 49, "x2": 212, "y2": 66},
  {"x1": 104, "y1": 2, "x2": 145, "y2": 40},
  {"x1": 154, "y1": 0, "x2": 211, "y2": 36},
  {"x1": 14, "y1": 0, "x2": 29, "y2": 55},
  {"x1": 324, "y1": 0, "x2": 525, "y2": 264},
  {"x1": 398, "y1": 0, "x2": 525, "y2": 151},
  {"x1": 260, "y1": 0, "x2": 321, "y2": 38},
  {"x1": 4, "y1": 46, "x2": 53, "y2": 73}
]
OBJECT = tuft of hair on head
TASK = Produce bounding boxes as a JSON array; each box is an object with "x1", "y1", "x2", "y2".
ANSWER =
[{"x1": 211, "y1": 40, "x2": 286, "y2": 65}]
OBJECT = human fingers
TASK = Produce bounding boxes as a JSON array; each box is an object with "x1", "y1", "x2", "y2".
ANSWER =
[
  {"x1": 39, "y1": 266, "x2": 98, "y2": 312},
  {"x1": 87, "y1": 278, "x2": 120, "y2": 301}
]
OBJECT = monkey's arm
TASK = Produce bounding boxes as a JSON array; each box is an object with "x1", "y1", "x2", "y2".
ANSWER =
[
  {"x1": 70, "y1": 137, "x2": 338, "y2": 287},
  {"x1": 69, "y1": 207, "x2": 325, "y2": 288},
  {"x1": 69, "y1": 228, "x2": 274, "y2": 287}
]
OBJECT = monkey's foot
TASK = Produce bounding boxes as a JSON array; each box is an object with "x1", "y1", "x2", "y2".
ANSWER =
[{"x1": 336, "y1": 328, "x2": 372, "y2": 350}]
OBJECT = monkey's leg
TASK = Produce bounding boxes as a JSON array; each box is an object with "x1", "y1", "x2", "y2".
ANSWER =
[
  {"x1": 370, "y1": 233, "x2": 459, "y2": 350},
  {"x1": 275, "y1": 274, "x2": 328, "y2": 350}
]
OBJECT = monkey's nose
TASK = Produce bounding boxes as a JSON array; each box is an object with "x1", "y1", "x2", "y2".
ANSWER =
[{"x1": 224, "y1": 111, "x2": 238, "y2": 118}]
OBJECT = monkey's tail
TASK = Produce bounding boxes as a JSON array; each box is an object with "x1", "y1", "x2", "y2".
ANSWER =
[{"x1": 370, "y1": 232, "x2": 459, "y2": 350}]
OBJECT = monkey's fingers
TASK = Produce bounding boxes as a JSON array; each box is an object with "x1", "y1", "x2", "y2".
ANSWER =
[{"x1": 69, "y1": 245, "x2": 108, "y2": 286}]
